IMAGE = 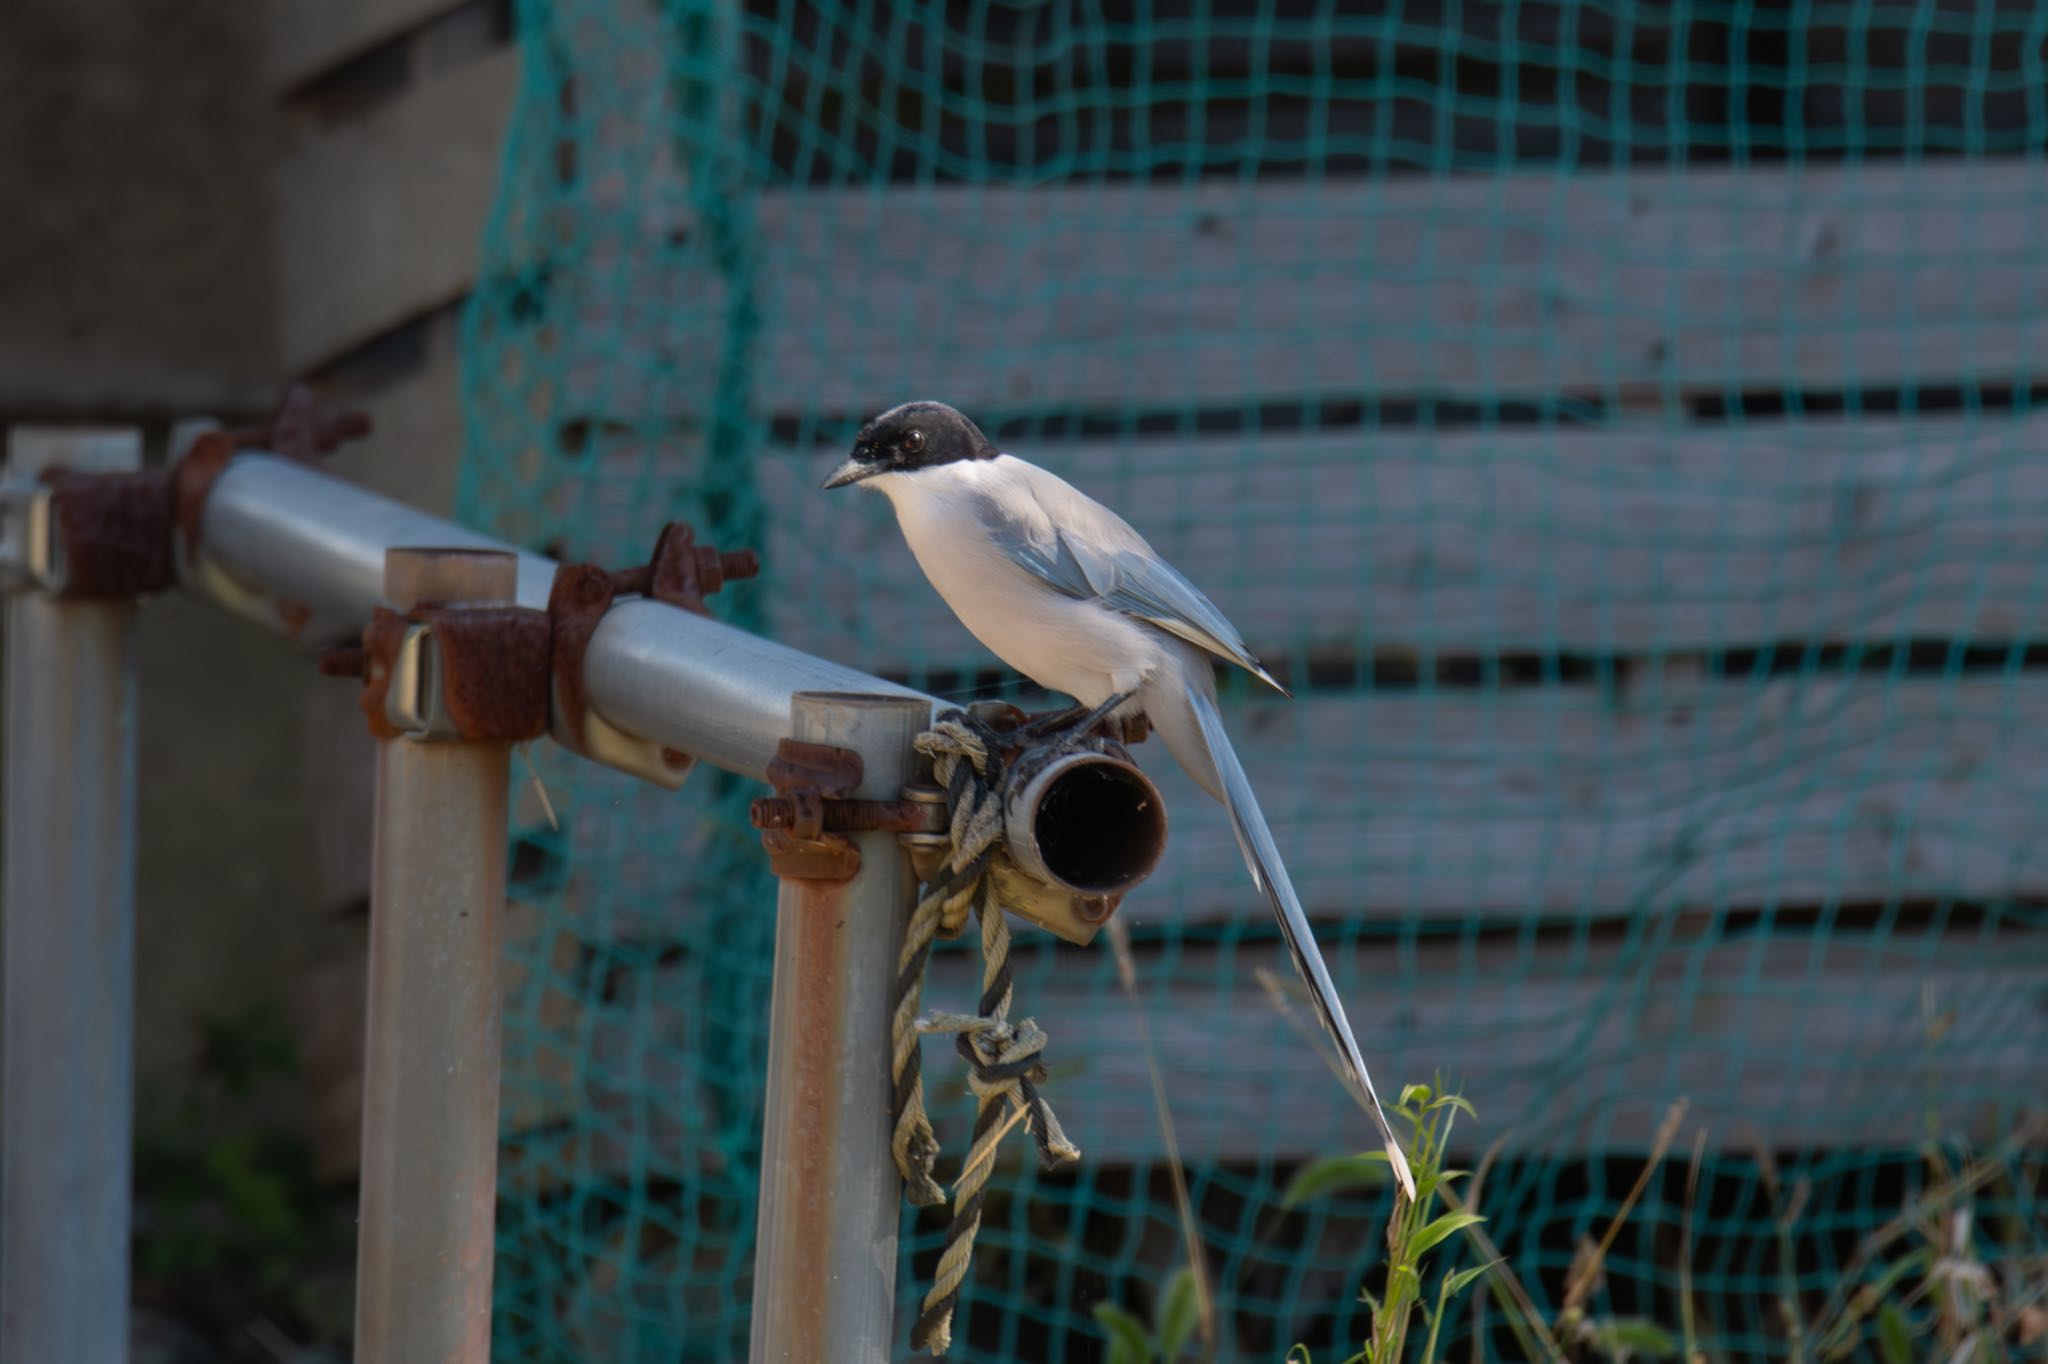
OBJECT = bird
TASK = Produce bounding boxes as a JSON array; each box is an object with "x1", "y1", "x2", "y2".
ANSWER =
[{"x1": 822, "y1": 399, "x2": 1416, "y2": 1200}]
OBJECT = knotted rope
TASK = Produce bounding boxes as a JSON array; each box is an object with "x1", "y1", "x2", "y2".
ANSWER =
[{"x1": 892, "y1": 712, "x2": 1084, "y2": 1355}]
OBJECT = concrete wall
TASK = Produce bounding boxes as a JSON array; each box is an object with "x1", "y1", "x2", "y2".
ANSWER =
[
  {"x1": 0, "y1": 0, "x2": 507, "y2": 1120},
  {"x1": 0, "y1": 0, "x2": 281, "y2": 418}
]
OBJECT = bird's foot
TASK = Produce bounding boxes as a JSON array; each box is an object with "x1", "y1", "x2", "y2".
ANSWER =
[{"x1": 1014, "y1": 690, "x2": 1137, "y2": 750}]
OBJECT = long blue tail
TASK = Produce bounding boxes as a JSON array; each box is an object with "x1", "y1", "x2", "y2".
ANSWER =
[{"x1": 1187, "y1": 689, "x2": 1416, "y2": 1200}]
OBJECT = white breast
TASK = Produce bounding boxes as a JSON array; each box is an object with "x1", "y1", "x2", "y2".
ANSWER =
[{"x1": 871, "y1": 460, "x2": 1164, "y2": 706}]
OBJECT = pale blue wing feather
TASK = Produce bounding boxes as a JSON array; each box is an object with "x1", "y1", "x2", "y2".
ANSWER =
[{"x1": 971, "y1": 482, "x2": 1287, "y2": 693}]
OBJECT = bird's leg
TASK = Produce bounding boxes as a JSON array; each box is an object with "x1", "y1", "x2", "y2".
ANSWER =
[{"x1": 1015, "y1": 690, "x2": 1135, "y2": 749}]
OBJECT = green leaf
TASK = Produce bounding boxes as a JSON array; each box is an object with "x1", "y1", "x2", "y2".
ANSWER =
[
  {"x1": 1413, "y1": 1167, "x2": 1469, "y2": 1203},
  {"x1": 1875, "y1": 1302, "x2": 1912, "y2": 1364},
  {"x1": 1156, "y1": 1267, "x2": 1199, "y2": 1361},
  {"x1": 1865, "y1": 1251, "x2": 1932, "y2": 1308},
  {"x1": 1400, "y1": 1082, "x2": 1435, "y2": 1108},
  {"x1": 1281, "y1": 1153, "x2": 1390, "y2": 1207},
  {"x1": 1284, "y1": 1347, "x2": 1313, "y2": 1364},
  {"x1": 1428, "y1": 1094, "x2": 1479, "y2": 1122},
  {"x1": 1092, "y1": 1303, "x2": 1155, "y2": 1364},
  {"x1": 1408, "y1": 1211, "x2": 1487, "y2": 1258},
  {"x1": 1586, "y1": 1318, "x2": 1678, "y2": 1358},
  {"x1": 1442, "y1": 1259, "x2": 1501, "y2": 1301}
]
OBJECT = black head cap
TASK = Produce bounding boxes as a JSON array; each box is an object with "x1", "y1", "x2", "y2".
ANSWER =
[{"x1": 822, "y1": 401, "x2": 1000, "y2": 489}]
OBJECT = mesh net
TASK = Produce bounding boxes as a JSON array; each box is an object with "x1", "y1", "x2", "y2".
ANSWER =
[{"x1": 459, "y1": 0, "x2": 2048, "y2": 1357}]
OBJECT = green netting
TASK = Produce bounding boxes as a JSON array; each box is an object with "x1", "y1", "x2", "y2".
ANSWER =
[{"x1": 458, "y1": 0, "x2": 2048, "y2": 1358}]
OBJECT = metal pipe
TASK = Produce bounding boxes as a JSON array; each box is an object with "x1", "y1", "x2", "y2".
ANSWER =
[
  {"x1": 353, "y1": 549, "x2": 515, "y2": 1364},
  {"x1": 1003, "y1": 749, "x2": 1168, "y2": 896},
  {"x1": 191, "y1": 455, "x2": 935, "y2": 782},
  {"x1": 1, "y1": 428, "x2": 142, "y2": 1364},
  {"x1": 197, "y1": 453, "x2": 558, "y2": 620},
  {"x1": 750, "y1": 692, "x2": 931, "y2": 1364},
  {"x1": 582, "y1": 600, "x2": 930, "y2": 781}
]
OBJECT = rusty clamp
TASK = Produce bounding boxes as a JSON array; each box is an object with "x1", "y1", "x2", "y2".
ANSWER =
[
  {"x1": 748, "y1": 740, "x2": 949, "y2": 882},
  {"x1": 0, "y1": 466, "x2": 173, "y2": 600},
  {"x1": 545, "y1": 523, "x2": 760, "y2": 787},
  {"x1": 746, "y1": 700, "x2": 1154, "y2": 948},
  {"x1": 318, "y1": 522, "x2": 758, "y2": 761},
  {"x1": 0, "y1": 385, "x2": 366, "y2": 605},
  {"x1": 321, "y1": 598, "x2": 553, "y2": 745}
]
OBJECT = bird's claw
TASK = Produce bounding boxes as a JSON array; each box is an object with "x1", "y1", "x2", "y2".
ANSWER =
[{"x1": 1014, "y1": 690, "x2": 1137, "y2": 750}]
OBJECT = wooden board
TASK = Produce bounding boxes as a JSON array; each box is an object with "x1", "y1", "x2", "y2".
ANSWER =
[
  {"x1": 266, "y1": 0, "x2": 478, "y2": 93},
  {"x1": 406, "y1": 156, "x2": 2048, "y2": 423},
  {"x1": 1091, "y1": 674, "x2": 2048, "y2": 924},
  {"x1": 275, "y1": 46, "x2": 521, "y2": 372},
  {"x1": 544, "y1": 667, "x2": 2048, "y2": 931},
  {"x1": 504, "y1": 927, "x2": 2045, "y2": 1165},
  {"x1": 739, "y1": 159, "x2": 2048, "y2": 413},
  {"x1": 914, "y1": 928, "x2": 2048, "y2": 1160},
  {"x1": 752, "y1": 410, "x2": 2048, "y2": 660}
]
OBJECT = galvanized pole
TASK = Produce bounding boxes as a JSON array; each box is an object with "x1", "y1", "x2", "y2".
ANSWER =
[
  {"x1": 749, "y1": 692, "x2": 931, "y2": 1363},
  {"x1": 353, "y1": 548, "x2": 516, "y2": 1364},
  {"x1": 1, "y1": 428, "x2": 143, "y2": 1364}
]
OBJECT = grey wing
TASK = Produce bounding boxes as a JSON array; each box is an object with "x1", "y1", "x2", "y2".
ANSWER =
[{"x1": 973, "y1": 482, "x2": 1288, "y2": 694}]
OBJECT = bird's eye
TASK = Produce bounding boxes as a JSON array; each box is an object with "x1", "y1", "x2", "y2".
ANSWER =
[{"x1": 902, "y1": 429, "x2": 926, "y2": 455}]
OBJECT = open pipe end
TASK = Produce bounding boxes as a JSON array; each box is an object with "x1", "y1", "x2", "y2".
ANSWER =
[{"x1": 1005, "y1": 751, "x2": 1168, "y2": 897}]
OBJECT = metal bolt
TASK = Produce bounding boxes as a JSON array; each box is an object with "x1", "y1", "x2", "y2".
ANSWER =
[
  {"x1": 318, "y1": 644, "x2": 366, "y2": 678},
  {"x1": 749, "y1": 795, "x2": 944, "y2": 836}
]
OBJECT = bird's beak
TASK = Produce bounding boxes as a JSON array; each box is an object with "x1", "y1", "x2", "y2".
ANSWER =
[{"x1": 821, "y1": 456, "x2": 872, "y2": 490}]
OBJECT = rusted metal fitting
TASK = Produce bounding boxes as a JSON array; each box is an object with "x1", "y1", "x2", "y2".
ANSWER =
[
  {"x1": 608, "y1": 521, "x2": 760, "y2": 615},
  {"x1": 748, "y1": 793, "x2": 944, "y2": 837},
  {"x1": 0, "y1": 385, "x2": 369, "y2": 603},
  {"x1": 176, "y1": 384, "x2": 370, "y2": 568},
  {"x1": 897, "y1": 783, "x2": 954, "y2": 883},
  {"x1": 752, "y1": 738, "x2": 867, "y2": 881},
  {"x1": 316, "y1": 643, "x2": 366, "y2": 677},
  {"x1": 8, "y1": 467, "x2": 177, "y2": 599},
  {"x1": 405, "y1": 605, "x2": 552, "y2": 741},
  {"x1": 325, "y1": 548, "x2": 550, "y2": 744},
  {"x1": 546, "y1": 521, "x2": 759, "y2": 788},
  {"x1": 226, "y1": 383, "x2": 372, "y2": 463},
  {"x1": 41, "y1": 468, "x2": 174, "y2": 598},
  {"x1": 747, "y1": 701, "x2": 1162, "y2": 946},
  {"x1": 351, "y1": 609, "x2": 415, "y2": 741}
]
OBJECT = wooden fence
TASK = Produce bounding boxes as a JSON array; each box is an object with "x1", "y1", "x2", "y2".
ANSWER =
[{"x1": 276, "y1": 0, "x2": 2048, "y2": 1176}]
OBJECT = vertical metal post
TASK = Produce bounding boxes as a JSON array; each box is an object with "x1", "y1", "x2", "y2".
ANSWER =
[
  {"x1": 750, "y1": 692, "x2": 930, "y2": 1363},
  {"x1": 354, "y1": 549, "x2": 515, "y2": 1364},
  {"x1": 1, "y1": 428, "x2": 142, "y2": 1364}
]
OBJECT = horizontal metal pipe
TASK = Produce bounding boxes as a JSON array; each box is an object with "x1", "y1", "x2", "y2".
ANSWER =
[
  {"x1": 192, "y1": 454, "x2": 934, "y2": 782},
  {"x1": 197, "y1": 455, "x2": 559, "y2": 622},
  {"x1": 582, "y1": 601, "x2": 930, "y2": 782},
  {"x1": 192, "y1": 456, "x2": 1171, "y2": 910}
]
